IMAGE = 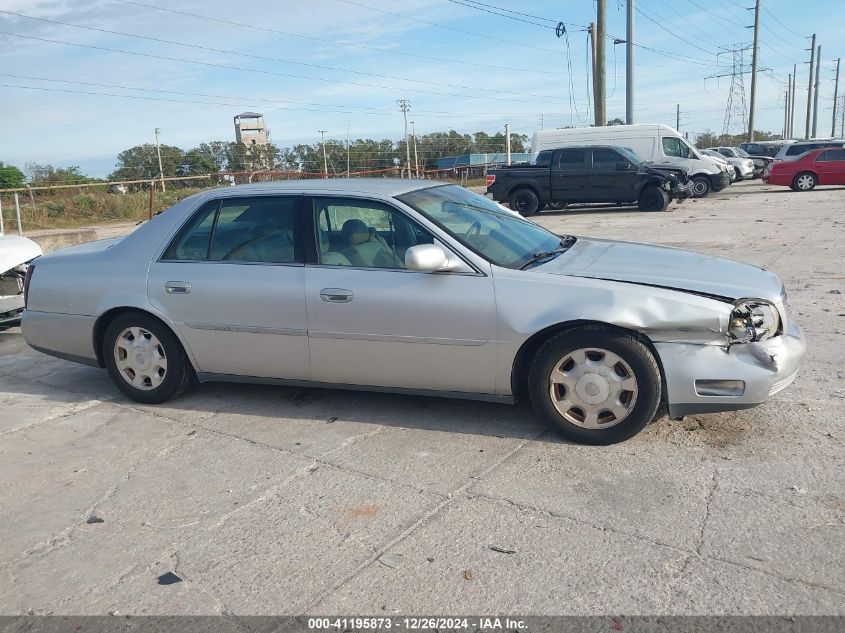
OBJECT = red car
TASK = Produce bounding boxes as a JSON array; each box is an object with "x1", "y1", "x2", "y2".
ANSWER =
[{"x1": 763, "y1": 147, "x2": 845, "y2": 191}]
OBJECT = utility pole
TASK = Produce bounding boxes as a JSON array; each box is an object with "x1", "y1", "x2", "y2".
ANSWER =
[
  {"x1": 595, "y1": 0, "x2": 607, "y2": 127},
  {"x1": 832, "y1": 58, "x2": 841, "y2": 138},
  {"x1": 783, "y1": 90, "x2": 789, "y2": 138},
  {"x1": 789, "y1": 66, "x2": 797, "y2": 138},
  {"x1": 410, "y1": 121, "x2": 419, "y2": 177},
  {"x1": 806, "y1": 33, "x2": 816, "y2": 140},
  {"x1": 397, "y1": 99, "x2": 411, "y2": 178},
  {"x1": 346, "y1": 119, "x2": 351, "y2": 176},
  {"x1": 746, "y1": 0, "x2": 760, "y2": 142},
  {"x1": 318, "y1": 130, "x2": 328, "y2": 178},
  {"x1": 626, "y1": 0, "x2": 635, "y2": 124},
  {"x1": 812, "y1": 45, "x2": 822, "y2": 138},
  {"x1": 505, "y1": 123, "x2": 512, "y2": 165},
  {"x1": 154, "y1": 127, "x2": 165, "y2": 192},
  {"x1": 785, "y1": 74, "x2": 792, "y2": 138},
  {"x1": 589, "y1": 23, "x2": 597, "y2": 122},
  {"x1": 676, "y1": 104, "x2": 680, "y2": 131}
]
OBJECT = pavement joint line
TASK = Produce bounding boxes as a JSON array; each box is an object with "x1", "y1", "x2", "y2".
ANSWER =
[
  {"x1": 0, "y1": 398, "x2": 103, "y2": 437},
  {"x1": 14, "y1": 436, "x2": 195, "y2": 565},
  {"x1": 298, "y1": 435, "x2": 535, "y2": 615},
  {"x1": 467, "y1": 488, "x2": 845, "y2": 599}
]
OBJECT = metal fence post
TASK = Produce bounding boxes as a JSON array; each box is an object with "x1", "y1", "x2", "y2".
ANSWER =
[
  {"x1": 149, "y1": 182, "x2": 155, "y2": 220},
  {"x1": 14, "y1": 193, "x2": 23, "y2": 235},
  {"x1": 0, "y1": 197, "x2": 4, "y2": 235}
]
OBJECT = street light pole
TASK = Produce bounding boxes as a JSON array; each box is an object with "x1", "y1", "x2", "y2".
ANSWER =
[
  {"x1": 154, "y1": 127, "x2": 165, "y2": 192},
  {"x1": 397, "y1": 99, "x2": 411, "y2": 178},
  {"x1": 318, "y1": 130, "x2": 328, "y2": 178}
]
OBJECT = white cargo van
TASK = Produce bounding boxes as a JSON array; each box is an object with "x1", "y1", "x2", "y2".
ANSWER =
[{"x1": 529, "y1": 124, "x2": 730, "y2": 197}]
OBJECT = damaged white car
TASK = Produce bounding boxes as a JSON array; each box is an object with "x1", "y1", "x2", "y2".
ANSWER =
[
  {"x1": 21, "y1": 180, "x2": 805, "y2": 444},
  {"x1": 0, "y1": 235, "x2": 42, "y2": 327}
]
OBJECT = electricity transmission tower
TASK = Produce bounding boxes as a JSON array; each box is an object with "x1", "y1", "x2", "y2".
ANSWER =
[{"x1": 720, "y1": 47, "x2": 749, "y2": 138}]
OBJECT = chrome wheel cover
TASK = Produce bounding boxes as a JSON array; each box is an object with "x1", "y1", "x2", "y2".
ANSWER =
[
  {"x1": 796, "y1": 174, "x2": 814, "y2": 190},
  {"x1": 692, "y1": 180, "x2": 709, "y2": 196},
  {"x1": 549, "y1": 348, "x2": 638, "y2": 429},
  {"x1": 114, "y1": 327, "x2": 168, "y2": 391}
]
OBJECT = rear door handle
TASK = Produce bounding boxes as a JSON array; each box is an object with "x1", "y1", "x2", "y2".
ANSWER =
[
  {"x1": 165, "y1": 281, "x2": 192, "y2": 295},
  {"x1": 319, "y1": 288, "x2": 353, "y2": 303}
]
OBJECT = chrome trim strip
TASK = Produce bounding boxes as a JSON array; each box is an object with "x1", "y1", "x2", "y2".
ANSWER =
[
  {"x1": 185, "y1": 322, "x2": 307, "y2": 336},
  {"x1": 309, "y1": 330, "x2": 487, "y2": 346}
]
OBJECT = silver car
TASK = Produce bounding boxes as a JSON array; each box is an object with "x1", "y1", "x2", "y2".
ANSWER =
[{"x1": 22, "y1": 180, "x2": 805, "y2": 444}]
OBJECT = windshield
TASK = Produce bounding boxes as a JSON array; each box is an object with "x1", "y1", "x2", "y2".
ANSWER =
[
  {"x1": 397, "y1": 185, "x2": 566, "y2": 269},
  {"x1": 734, "y1": 147, "x2": 750, "y2": 157},
  {"x1": 617, "y1": 147, "x2": 644, "y2": 165}
]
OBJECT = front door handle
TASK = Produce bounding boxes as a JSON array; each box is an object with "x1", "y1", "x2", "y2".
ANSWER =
[
  {"x1": 319, "y1": 288, "x2": 353, "y2": 303},
  {"x1": 165, "y1": 281, "x2": 192, "y2": 295}
]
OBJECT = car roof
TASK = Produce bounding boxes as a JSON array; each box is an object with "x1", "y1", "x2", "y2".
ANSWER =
[{"x1": 197, "y1": 178, "x2": 444, "y2": 198}]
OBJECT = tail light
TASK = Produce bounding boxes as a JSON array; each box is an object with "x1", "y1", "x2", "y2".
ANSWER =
[
  {"x1": 23, "y1": 263, "x2": 35, "y2": 308},
  {"x1": 485, "y1": 174, "x2": 496, "y2": 187}
]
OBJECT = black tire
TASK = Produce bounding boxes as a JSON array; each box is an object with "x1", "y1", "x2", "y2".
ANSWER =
[
  {"x1": 638, "y1": 185, "x2": 670, "y2": 212},
  {"x1": 791, "y1": 172, "x2": 817, "y2": 191},
  {"x1": 527, "y1": 326, "x2": 662, "y2": 445},
  {"x1": 690, "y1": 176, "x2": 712, "y2": 198},
  {"x1": 103, "y1": 311, "x2": 196, "y2": 404},
  {"x1": 536, "y1": 202, "x2": 547, "y2": 212},
  {"x1": 509, "y1": 188, "x2": 540, "y2": 216},
  {"x1": 546, "y1": 201, "x2": 568, "y2": 210}
]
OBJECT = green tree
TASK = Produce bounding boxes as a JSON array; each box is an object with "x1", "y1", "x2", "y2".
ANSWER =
[
  {"x1": 109, "y1": 144, "x2": 185, "y2": 183},
  {"x1": 26, "y1": 163, "x2": 96, "y2": 185},
  {"x1": 0, "y1": 162, "x2": 25, "y2": 189}
]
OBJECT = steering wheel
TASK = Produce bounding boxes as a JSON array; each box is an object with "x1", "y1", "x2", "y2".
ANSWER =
[{"x1": 464, "y1": 221, "x2": 482, "y2": 239}]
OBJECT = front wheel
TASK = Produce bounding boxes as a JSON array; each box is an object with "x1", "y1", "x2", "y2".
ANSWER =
[
  {"x1": 691, "y1": 176, "x2": 712, "y2": 198},
  {"x1": 103, "y1": 312, "x2": 196, "y2": 404},
  {"x1": 638, "y1": 186, "x2": 670, "y2": 212},
  {"x1": 792, "y1": 172, "x2": 817, "y2": 191},
  {"x1": 528, "y1": 326, "x2": 662, "y2": 445},
  {"x1": 509, "y1": 188, "x2": 540, "y2": 217}
]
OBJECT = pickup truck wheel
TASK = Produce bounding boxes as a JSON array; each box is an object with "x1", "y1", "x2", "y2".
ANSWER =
[
  {"x1": 527, "y1": 326, "x2": 662, "y2": 445},
  {"x1": 638, "y1": 186, "x2": 670, "y2": 212},
  {"x1": 792, "y1": 172, "x2": 817, "y2": 191},
  {"x1": 104, "y1": 312, "x2": 196, "y2": 404},
  {"x1": 546, "y1": 201, "x2": 568, "y2": 210},
  {"x1": 509, "y1": 189, "x2": 540, "y2": 216},
  {"x1": 691, "y1": 176, "x2": 712, "y2": 198}
]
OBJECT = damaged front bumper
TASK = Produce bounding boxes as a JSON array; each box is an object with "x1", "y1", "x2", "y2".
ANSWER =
[
  {"x1": 654, "y1": 318, "x2": 806, "y2": 419},
  {"x1": 669, "y1": 181, "x2": 694, "y2": 203}
]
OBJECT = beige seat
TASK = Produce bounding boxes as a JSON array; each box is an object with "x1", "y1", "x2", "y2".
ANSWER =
[{"x1": 340, "y1": 219, "x2": 401, "y2": 268}]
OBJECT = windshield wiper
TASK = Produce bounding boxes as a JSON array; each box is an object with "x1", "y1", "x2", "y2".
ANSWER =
[{"x1": 520, "y1": 236, "x2": 576, "y2": 270}]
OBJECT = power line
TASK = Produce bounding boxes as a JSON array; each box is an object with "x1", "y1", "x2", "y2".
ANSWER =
[
  {"x1": 446, "y1": 0, "x2": 560, "y2": 24},
  {"x1": 0, "y1": 30, "x2": 568, "y2": 106},
  {"x1": 761, "y1": 6, "x2": 805, "y2": 39},
  {"x1": 113, "y1": 0, "x2": 563, "y2": 76},
  {"x1": 445, "y1": 0, "x2": 556, "y2": 28},
  {"x1": 0, "y1": 10, "x2": 565, "y2": 101},
  {"x1": 333, "y1": 0, "x2": 562, "y2": 53},
  {"x1": 634, "y1": 4, "x2": 717, "y2": 56}
]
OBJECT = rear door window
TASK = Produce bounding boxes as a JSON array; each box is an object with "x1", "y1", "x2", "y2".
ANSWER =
[
  {"x1": 162, "y1": 196, "x2": 303, "y2": 264},
  {"x1": 554, "y1": 149, "x2": 587, "y2": 170}
]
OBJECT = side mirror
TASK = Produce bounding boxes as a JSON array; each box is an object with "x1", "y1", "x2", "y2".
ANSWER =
[
  {"x1": 405, "y1": 244, "x2": 458, "y2": 272},
  {"x1": 616, "y1": 161, "x2": 631, "y2": 171}
]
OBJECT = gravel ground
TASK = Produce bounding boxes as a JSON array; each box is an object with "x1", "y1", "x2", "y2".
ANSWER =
[{"x1": 0, "y1": 179, "x2": 843, "y2": 616}]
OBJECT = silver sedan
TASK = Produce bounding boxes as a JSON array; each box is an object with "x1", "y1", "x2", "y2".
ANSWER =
[{"x1": 22, "y1": 180, "x2": 805, "y2": 444}]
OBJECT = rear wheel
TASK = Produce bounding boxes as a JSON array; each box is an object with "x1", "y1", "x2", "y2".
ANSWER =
[
  {"x1": 638, "y1": 186, "x2": 670, "y2": 212},
  {"x1": 792, "y1": 172, "x2": 817, "y2": 191},
  {"x1": 103, "y1": 312, "x2": 196, "y2": 404},
  {"x1": 509, "y1": 188, "x2": 540, "y2": 217},
  {"x1": 528, "y1": 326, "x2": 661, "y2": 445},
  {"x1": 691, "y1": 176, "x2": 712, "y2": 198},
  {"x1": 546, "y1": 201, "x2": 568, "y2": 210}
]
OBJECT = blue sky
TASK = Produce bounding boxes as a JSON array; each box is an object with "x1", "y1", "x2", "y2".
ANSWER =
[{"x1": 1, "y1": 0, "x2": 843, "y2": 177}]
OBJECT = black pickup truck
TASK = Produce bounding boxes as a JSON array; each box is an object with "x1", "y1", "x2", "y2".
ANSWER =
[{"x1": 486, "y1": 145, "x2": 692, "y2": 216}]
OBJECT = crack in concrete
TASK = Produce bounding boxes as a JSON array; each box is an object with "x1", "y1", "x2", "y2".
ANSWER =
[{"x1": 0, "y1": 398, "x2": 102, "y2": 437}]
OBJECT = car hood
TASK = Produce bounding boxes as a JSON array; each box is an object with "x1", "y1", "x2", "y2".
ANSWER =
[
  {"x1": 537, "y1": 237, "x2": 784, "y2": 302},
  {"x1": 0, "y1": 235, "x2": 42, "y2": 273}
]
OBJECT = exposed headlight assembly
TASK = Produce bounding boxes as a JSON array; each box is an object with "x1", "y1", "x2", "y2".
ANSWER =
[{"x1": 729, "y1": 299, "x2": 781, "y2": 343}]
